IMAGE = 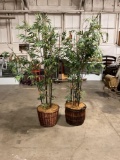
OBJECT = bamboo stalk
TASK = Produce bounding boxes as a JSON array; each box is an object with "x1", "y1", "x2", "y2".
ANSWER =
[
  {"x1": 45, "y1": 74, "x2": 48, "y2": 104},
  {"x1": 49, "y1": 78, "x2": 52, "y2": 106}
]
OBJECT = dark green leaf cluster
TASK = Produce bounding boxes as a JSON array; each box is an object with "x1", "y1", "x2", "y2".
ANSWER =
[
  {"x1": 16, "y1": 13, "x2": 60, "y2": 108},
  {"x1": 61, "y1": 16, "x2": 107, "y2": 104},
  {"x1": 1, "y1": 14, "x2": 60, "y2": 109}
]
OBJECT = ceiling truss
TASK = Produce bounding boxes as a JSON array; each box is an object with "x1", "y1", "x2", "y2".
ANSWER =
[
  {"x1": 0, "y1": 0, "x2": 29, "y2": 10},
  {"x1": 0, "y1": 0, "x2": 120, "y2": 14},
  {"x1": 79, "y1": 0, "x2": 85, "y2": 10}
]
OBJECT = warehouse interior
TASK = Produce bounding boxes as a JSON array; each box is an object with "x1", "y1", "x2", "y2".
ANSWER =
[{"x1": 0, "y1": 0, "x2": 120, "y2": 160}]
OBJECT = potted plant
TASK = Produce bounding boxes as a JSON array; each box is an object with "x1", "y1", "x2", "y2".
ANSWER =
[
  {"x1": 6, "y1": 14, "x2": 60, "y2": 127},
  {"x1": 61, "y1": 16, "x2": 107, "y2": 126}
]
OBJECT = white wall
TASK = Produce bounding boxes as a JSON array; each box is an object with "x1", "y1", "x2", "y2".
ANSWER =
[
  {"x1": 1, "y1": 0, "x2": 120, "y2": 58},
  {"x1": 1, "y1": 13, "x2": 120, "y2": 58}
]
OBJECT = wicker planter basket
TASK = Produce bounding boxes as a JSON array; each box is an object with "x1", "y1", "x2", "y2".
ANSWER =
[
  {"x1": 65, "y1": 102, "x2": 86, "y2": 126},
  {"x1": 37, "y1": 104, "x2": 59, "y2": 127}
]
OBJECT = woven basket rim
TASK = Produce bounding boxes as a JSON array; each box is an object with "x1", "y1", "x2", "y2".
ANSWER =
[
  {"x1": 65, "y1": 101, "x2": 86, "y2": 110},
  {"x1": 37, "y1": 103, "x2": 59, "y2": 113}
]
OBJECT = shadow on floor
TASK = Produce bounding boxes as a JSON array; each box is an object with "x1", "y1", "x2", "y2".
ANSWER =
[
  {"x1": 57, "y1": 114, "x2": 78, "y2": 127},
  {"x1": 101, "y1": 104, "x2": 120, "y2": 114},
  {"x1": 0, "y1": 107, "x2": 75, "y2": 133},
  {"x1": 0, "y1": 106, "x2": 42, "y2": 134},
  {"x1": 95, "y1": 91, "x2": 110, "y2": 98}
]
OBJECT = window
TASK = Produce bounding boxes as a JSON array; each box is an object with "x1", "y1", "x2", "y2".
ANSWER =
[{"x1": 101, "y1": 14, "x2": 116, "y2": 44}]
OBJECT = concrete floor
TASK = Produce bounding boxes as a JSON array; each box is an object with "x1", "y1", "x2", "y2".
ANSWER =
[{"x1": 0, "y1": 81, "x2": 120, "y2": 160}]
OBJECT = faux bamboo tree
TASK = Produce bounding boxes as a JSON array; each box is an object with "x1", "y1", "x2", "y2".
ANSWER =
[
  {"x1": 61, "y1": 16, "x2": 107, "y2": 106},
  {"x1": 16, "y1": 14, "x2": 59, "y2": 108}
]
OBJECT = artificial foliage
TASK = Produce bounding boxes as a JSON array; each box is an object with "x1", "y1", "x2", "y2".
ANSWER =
[
  {"x1": 61, "y1": 16, "x2": 107, "y2": 105},
  {"x1": 17, "y1": 14, "x2": 60, "y2": 108},
  {"x1": 3, "y1": 14, "x2": 60, "y2": 109}
]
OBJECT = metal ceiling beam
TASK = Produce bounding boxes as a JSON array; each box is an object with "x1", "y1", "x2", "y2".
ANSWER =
[
  {"x1": 0, "y1": 10, "x2": 29, "y2": 13},
  {"x1": 0, "y1": 9, "x2": 85, "y2": 14},
  {"x1": 113, "y1": 0, "x2": 115, "y2": 12},
  {"x1": 102, "y1": 0, "x2": 104, "y2": 11},
  {"x1": 0, "y1": 9, "x2": 119, "y2": 14},
  {"x1": 118, "y1": 0, "x2": 120, "y2": 6},
  {"x1": 21, "y1": 0, "x2": 24, "y2": 10},
  {"x1": 79, "y1": 0, "x2": 82, "y2": 9},
  {"x1": 23, "y1": 0, "x2": 29, "y2": 9},
  {"x1": 79, "y1": 0, "x2": 85, "y2": 10},
  {"x1": 0, "y1": 15, "x2": 15, "y2": 19},
  {"x1": 1, "y1": 0, "x2": 28, "y2": 10},
  {"x1": 58, "y1": 0, "x2": 61, "y2": 6},
  {"x1": 91, "y1": 0, "x2": 93, "y2": 11}
]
